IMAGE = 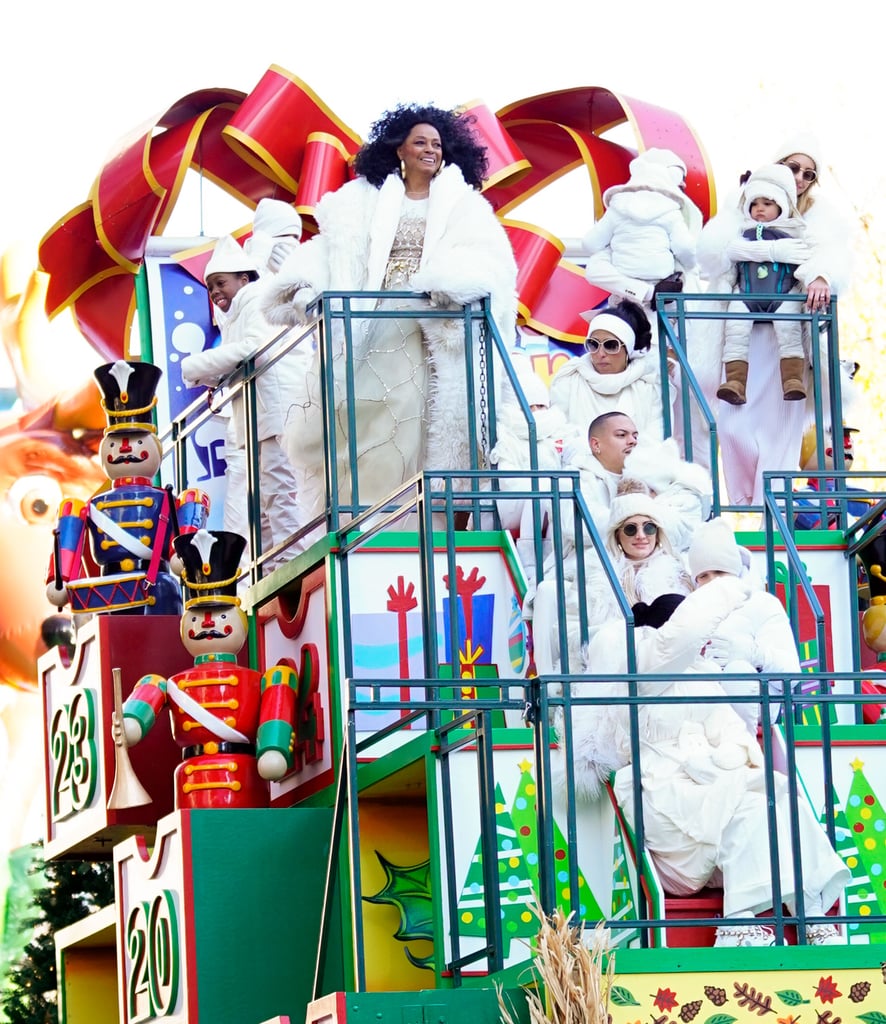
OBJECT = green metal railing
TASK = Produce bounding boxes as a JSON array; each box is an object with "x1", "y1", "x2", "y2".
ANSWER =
[
  {"x1": 157, "y1": 290, "x2": 886, "y2": 987},
  {"x1": 656, "y1": 291, "x2": 843, "y2": 515}
]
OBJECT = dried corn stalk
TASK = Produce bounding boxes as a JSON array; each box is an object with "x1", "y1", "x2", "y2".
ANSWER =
[{"x1": 497, "y1": 903, "x2": 613, "y2": 1024}]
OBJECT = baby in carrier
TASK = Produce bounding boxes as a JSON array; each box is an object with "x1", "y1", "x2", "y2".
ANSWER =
[{"x1": 718, "y1": 163, "x2": 811, "y2": 405}]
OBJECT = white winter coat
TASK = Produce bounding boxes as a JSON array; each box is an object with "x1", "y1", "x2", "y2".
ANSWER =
[
  {"x1": 263, "y1": 165, "x2": 517, "y2": 345},
  {"x1": 549, "y1": 352, "x2": 669, "y2": 442},
  {"x1": 260, "y1": 166, "x2": 518, "y2": 498},
  {"x1": 181, "y1": 283, "x2": 308, "y2": 447},
  {"x1": 567, "y1": 579, "x2": 848, "y2": 914},
  {"x1": 584, "y1": 190, "x2": 697, "y2": 283}
]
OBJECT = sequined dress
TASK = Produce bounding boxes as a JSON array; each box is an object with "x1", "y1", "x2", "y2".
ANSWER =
[{"x1": 295, "y1": 199, "x2": 433, "y2": 519}]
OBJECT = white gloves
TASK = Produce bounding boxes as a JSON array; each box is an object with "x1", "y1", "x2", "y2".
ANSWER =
[
  {"x1": 268, "y1": 239, "x2": 299, "y2": 273},
  {"x1": 428, "y1": 290, "x2": 455, "y2": 309},
  {"x1": 46, "y1": 581, "x2": 68, "y2": 608},
  {"x1": 725, "y1": 237, "x2": 811, "y2": 265},
  {"x1": 292, "y1": 286, "x2": 319, "y2": 322},
  {"x1": 707, "y1": 632, "x2": 759, "y2": 669},
  {"x1": 770, "y1": 238, "x2": 812, "y2": 264},
  {"x1": 561, "y1": 439, "x2": 587, "y2": 467}
]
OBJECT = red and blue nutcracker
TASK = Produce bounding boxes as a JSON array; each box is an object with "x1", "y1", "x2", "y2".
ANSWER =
[
  {"x1": 45, "y1": 360, "x2": 209, "y2": 616},
  {"x1": 120, "y1": 529, "x2": 298, "y2": 808}
]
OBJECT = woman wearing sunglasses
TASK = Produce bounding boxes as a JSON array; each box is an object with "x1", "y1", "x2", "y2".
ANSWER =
[
  {"x1": 585, "y1": 485, "x2": 692, "y2": 629},
  {"x1": 694, "y1": 132, "x2": 853, "y2": 508},
  {"x1": 549, "y1": 298, "x2": 671, "y2": 445}
]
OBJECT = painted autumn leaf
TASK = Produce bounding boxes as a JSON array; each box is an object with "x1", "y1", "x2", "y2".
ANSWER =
[
  {"x1": 610, "y1": 985, "x2": 641, "y2": 1006},
  {"x1": 776, "y1": 989, "x2": 809, "y2": 1006},
  {"x1": 652, "y1": 987, "x2": 679, "y2": 1012},
  {"x1": 814, "y1": 975, "x2": 842, "y2": 1005}
]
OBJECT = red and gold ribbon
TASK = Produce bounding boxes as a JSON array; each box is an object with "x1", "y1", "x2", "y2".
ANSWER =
[{"x1": 38, "y1": 72, "x2": 715, "y2": 356}]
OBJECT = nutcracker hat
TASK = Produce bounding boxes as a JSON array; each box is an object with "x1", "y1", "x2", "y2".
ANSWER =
[
  {"x1": 252, "y1": 198, "x2": 302, "y2": 239},
  {"x1": 174, "y1": 529, "x2": 246, "y2": 609},
  {"x1": 204, "y1": 234, "x2": 259, "y2": 282},
  {"x1": 94, "y1": 360, "x2": 162, "y2": 435},
  {"x1": 687, "y1": 517, "x2": 743, "y2": 581}
]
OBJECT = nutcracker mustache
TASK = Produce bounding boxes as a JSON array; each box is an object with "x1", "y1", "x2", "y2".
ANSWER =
[
  {"x1": 108, "y1": 453, "x2": 148, "y2": 464},
  {"x1": 191, "y1": 628, "x2": 226, "y2": 641}
]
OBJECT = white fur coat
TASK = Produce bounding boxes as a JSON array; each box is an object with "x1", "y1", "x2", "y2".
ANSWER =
[{"x1": 261, "y1": 167, "x2": 518, "y2": 497}]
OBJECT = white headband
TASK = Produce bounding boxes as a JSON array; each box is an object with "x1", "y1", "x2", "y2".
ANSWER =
[{"x1": 584, "y1": 312, "x2": 637, "y2": 355}]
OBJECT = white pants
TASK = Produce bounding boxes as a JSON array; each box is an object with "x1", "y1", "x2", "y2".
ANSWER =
[
  {"x1": 223, "y1": 437, "x2": 301, "y2": 564},
  {"x1": 718, "y1": 324, "x2": 807, "y2": 505}
]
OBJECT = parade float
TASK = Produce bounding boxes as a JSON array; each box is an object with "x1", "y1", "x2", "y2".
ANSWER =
[{"x1": 7, "y1": 65, "x2": 886, "y2": 1023}]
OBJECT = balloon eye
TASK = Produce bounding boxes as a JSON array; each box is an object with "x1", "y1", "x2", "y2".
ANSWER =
[{"x1": 7, "y1": 475, "x2": 63, "y2": 525}]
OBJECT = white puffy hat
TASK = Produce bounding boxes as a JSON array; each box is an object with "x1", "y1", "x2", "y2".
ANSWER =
[
  {"x1": 204, "y1": 235, "x2": 259, "y2": 282},
  {"x1": 635, "y1": 147, "x2": 688, "y2": 186},
  {"x1": 772, "y1": 132, "x2": 824, "y2": 175},
  {"x1": 741, "y1": 163, "x2": 799, "y2": 219},
  {"x1": 252, "y1": 198, "x2": 302, "y2": 239},
  {"x1": 603, "y1": 158, "x2": 688, "y2": 210},
  {"x1": 688, "y1": 517, "x2": 742, "y2": 580},
  {"x1": 580, "y1": 307, "x2": 637, "y2": 355}
]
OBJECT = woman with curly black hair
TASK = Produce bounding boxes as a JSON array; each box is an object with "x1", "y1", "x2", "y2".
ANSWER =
[{"x1": 263, "y1": 102, "x2": 517, "y2": 522}]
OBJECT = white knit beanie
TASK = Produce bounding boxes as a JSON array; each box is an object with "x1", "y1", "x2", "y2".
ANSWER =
[
  {"x1": 519, "y1": 371, "x2": 550, "y2": 409},
  {"x1": 688, "y1": 518, "x2": 742, "y2": 580},
  {"x1": 741, "y1": 163, "x2": 798, "y2": 219},
  {"x1": 772, "y1": 132, "x2": 824, "y2": 175},
  {"x1": 252, "y1": 198, "x2": 302, "y2": 239},
  {"x1": 608, "y1": 491, "x2": 662, "y2": 537},
  {"x1": 204, "y1": 235, "x2": 258, "y2": 281}
]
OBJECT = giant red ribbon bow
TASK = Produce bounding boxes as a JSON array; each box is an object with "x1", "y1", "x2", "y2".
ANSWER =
[{"x1": 39, "y1": 67, "x2": 714, "y2": 359}]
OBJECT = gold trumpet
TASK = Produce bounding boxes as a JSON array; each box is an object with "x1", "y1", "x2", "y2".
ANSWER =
[{"x1": 107, "y1": 666, "x2": 152, "y2": 810}]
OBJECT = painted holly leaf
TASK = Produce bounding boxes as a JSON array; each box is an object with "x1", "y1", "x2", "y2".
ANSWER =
[
  {"x1": 653, "y1": 987, "x2": 679, "y2": 1012},
  {"x1": 364, "y1": 852, "x2": 434, "y2": 968},
  {"x1": 814, "y1": 975, "x2": 841, "y2": 1005},
  {"x1": 702, "y1": 1016, "x2": 736, "y2": 1024},
  {"x1": 775, "y1": 990, "x2": 809, "y2": 1006},
  {"x1": 858, "y1": 1014, "x2": 886, "y2": 1024},
  {"x1": 610, "y1": 985, "x2": 641, "y2": 1006}
]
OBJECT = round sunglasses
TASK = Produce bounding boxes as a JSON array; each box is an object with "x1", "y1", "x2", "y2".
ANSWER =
[
  {"x1": 620, "y1": 520, "x2": 658, "y2": 537},
  {"x1": 585, "y1": 337, "x2": 625, "y2": 354},
  {"x1": 781, "y1": 160, "x2": 817, "y2": 183}
]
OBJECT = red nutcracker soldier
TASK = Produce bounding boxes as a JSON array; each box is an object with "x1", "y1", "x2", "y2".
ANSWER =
[
  {"x1": 45, "y1": 360, "x2": 209, "y2": 617},
  {"x1": 119, "y1": 529, "x2": 298, "y2": 808}
]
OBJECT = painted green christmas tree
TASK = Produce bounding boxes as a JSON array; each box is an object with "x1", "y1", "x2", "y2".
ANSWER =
[
  {"x1": 841, "y1": 758, "x2": 886, "y2": 940},
  {"x1": 609, "y1": 818, "x2": 639, "y2": 947},
  {"x1": 456, "y1": 782, "x2": 540, "y2": 957},
  {"x1": 508, "y1": 759, "x2": 603, "y2": 920},
  {"x1": 819, "y1": 782, "x2": 884, "y2": 942}
]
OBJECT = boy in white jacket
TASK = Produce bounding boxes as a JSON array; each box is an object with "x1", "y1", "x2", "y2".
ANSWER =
[{"x1": 181, "y1": 235, "x2": 307, "y2": 568}]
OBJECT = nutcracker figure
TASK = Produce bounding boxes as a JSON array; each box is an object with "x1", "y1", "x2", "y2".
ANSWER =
[
  {"x1": 45, "y1": 360, "x2": 209, "y2": 616},
  {"x1": 119, "y1": 529, "x2": 298, "y2": 808}
]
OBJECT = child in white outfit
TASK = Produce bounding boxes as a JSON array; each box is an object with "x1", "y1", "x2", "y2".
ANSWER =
[
  {"x1": 583, "y1": 149, "x2": 699, "y2": 310},
  {"x1": 718, "y1": 163, "x2": 811, "y2": 405},
  {"x1": 181, "y1": 235, "x2": 307, "y2": 567}
]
